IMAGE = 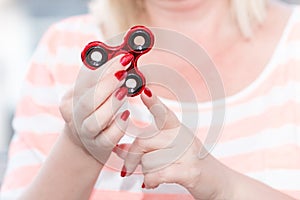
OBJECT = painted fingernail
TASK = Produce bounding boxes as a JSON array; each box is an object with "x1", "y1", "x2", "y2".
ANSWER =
[
  {"x1": 121, "y1": 110, "x2": 130, "y2": 121},
  {"x1": 115, "y1": 87, "x2": 128, "y2": 101},
  {"x1": 114, "y1": 70, "x2": 127, "y2": 81},
  {"x1": 144, "y1": 87, "x2": 152, "y2": 97},
  {"x1": 121, "y1": 165, "x2": 127, "y2": 177},
  {"x1": 120, "y1": 53, "x2": 134, "y2": 66},
  {"x1": 142, "y1": 183, "x2": 145, "y2": 188}
]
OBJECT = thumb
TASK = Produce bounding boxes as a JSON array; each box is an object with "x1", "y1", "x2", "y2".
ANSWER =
[{"x1": 141, "y1": 88, "x2": 180, "y2": 130}]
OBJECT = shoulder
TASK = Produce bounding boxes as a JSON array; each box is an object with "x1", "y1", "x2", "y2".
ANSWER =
[
  {"x1": 38, "y1": 14, "x2": 103, "y2": 54},
  {"x1": 28, "y1": 15, "x2": 103, "y2": 88},
  {"x1": 282, "y1": 5, "x2": 300, "y2": 60},
  {"x1": 50, "y1": 14, "x2": 99, "y2": 33},
  {"x1": 281, "y1": 5, "x2": 300, "y2": 81},
  {"x1": 288, "y1": 6, "x2": 300, "y2": 40}
]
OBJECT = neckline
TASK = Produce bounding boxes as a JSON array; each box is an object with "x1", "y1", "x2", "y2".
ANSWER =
[
  {"x1": 223, "y1": 6, "x2": 297, "y2": 105},
  {"x1": 160, "y1": 6, "x2": 297, "y2": 109},
  {"x1": 92, "y1": 6, "x2": 297, "y2": 109}
]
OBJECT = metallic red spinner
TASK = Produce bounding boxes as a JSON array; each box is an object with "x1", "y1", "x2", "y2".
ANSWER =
[{"x1": 81, "y1": 25, "x2": 154, "y2": 97}]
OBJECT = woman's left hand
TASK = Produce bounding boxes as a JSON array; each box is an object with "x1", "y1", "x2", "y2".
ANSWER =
[{"x1": 114, "y1": 90, "x2": 234, "y2": 200}]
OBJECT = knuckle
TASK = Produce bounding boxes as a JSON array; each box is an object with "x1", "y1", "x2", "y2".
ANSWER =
[
  {"x1": 144, "y1": 174, "x2": 158, "y2": 188},
  {"x1": 102, "y1": 135, "x2": 116, "y2": 148},
  {"x1": 77, "y1": 98, "x2": 92, "y2": 112},
  {"x1": 61, "y1": 88, "x2": 73, "y2": 101},
  {"x1": 97, "y1": 134, "x2": 115, "y2": 149},
  {"x1": 143, "y1": 174, "x2": 151, "y2": 184},
  {"x1": 111, "y1": 122, "x2": 124, "y2": 134},
  {"x1": 59, "y1": 101, "x2": 66, "y2": 116},
  {"x1": 141, "y1": 157, "x2": 149, "y2": 172},
  {"x1": 59, "y1": 100, "x2": 71, "y2": 122},
  {"x1": 135, "y1": 139, "x2": 146, "y2": 149},
  {"x1": 141, "y1": 154, "x2": 148, "y2": 165},
  {"x1": 157, "y1": 169, "x2": 166, "y2": 180},
  {"x1": 81, "y1": 119, "x2": 99, "y2": 135}
]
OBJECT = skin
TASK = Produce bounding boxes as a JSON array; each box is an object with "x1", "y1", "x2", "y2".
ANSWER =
[
  {"x1": 20, "y1": 56, "x2": 131, "y2": 200},
  {"x1": 115, "y1": 92, "x2": 295, "y2": 200},
  {"x1": 19, "y1": 0, "x2": 296, "y2": 199},
  {"x1": 143, "y1": 0, "x2": 292, "y2": 102}
]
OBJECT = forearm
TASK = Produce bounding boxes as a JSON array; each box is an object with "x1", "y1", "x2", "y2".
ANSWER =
[
  {"x1": 20, "y1": 131, "x2": 102, "y2": 200},
  {"x1": 229, "y1": 169, "x2": 295, "y2": 200},
  {"x1": 189, "y1": 155, "x2": 295, "y2": 200}
]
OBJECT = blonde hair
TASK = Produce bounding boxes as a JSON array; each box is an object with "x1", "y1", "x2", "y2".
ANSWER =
[
  {"x1": 89, "y1": 0, "x2": 143, "y2": 37},
  {"x1": 89, "y1": 0, "x2": 268, "y2": 38},
  {"x1": 231, "y1": 0, "x2": 268, "y2": 38}
]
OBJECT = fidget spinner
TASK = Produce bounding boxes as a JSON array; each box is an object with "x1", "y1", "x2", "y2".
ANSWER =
[{"x1": 81, "y1": 25, "x2": 154, "y2": 97}]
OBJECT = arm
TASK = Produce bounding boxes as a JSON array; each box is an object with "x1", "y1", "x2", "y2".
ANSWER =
[
  {"x1": 20, "y1": 54, "x2": 132, "y2": 200},
  {"x1": 0, "y1": 22, "x2": 132, "y2": 199},
  {"x1": 20, "y1": 130, "x2": 103, "y2": 200},
  {"x1": 185, "y1": 151, "x2": 295, "y2": 200},
  {"x1": 115, "y1": 90, "x2": 296, "y2": 200},
  {"x1": 228, "y1": 169, "x2": 294, "y2": 200}
]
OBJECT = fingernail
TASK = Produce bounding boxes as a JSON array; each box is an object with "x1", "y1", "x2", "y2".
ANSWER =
[
  {"x1": 121, "y1": 110, "x2": 130, "y2": 121},
  {"x1": 141, "y1": 183, "x2": 145, "y2": 188},
  {"x1": 115, "y1": 87, "x2": 128, "y2": 101},
  {"x1": 144, "y1": 87, "x2": 152, "y2": 97},
  {"x1": 114, "y1": 70, "x2": 127, "y2": 81},
  {"x1": 121, "y1": 166, "x2": 127, "y2": 177},
  {"x1": 120, "y1": 53, "x2": 134, "y2": 66}
]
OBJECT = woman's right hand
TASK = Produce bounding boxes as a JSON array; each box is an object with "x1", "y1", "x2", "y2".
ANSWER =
[{"x1": 59, "y1": 54, "x2": 133, "y2": 164}]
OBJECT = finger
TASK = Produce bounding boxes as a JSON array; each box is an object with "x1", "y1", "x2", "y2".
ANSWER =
[
  {"x1": 76, "y1": 54, "x2": 132, "y2": 94},
  {"x1": 141, "y1": 88, "x2": 180, "y2": 130},
  {"x1": 80, "y1": 87, "x2": 128, "y2": 138},
  {"x1": 81, "y1": 110, "x2": 130, "y2": 165},
  {"x1": 121, "y1": 133, "x2": 173, "y2": 177},
  {"x1": 122, "y1": 139, "x2": 145, "y2": 177},
  {"x1": 73, "y1": 53, "x2": 132, "y2": 119},
  {"x1": 96, "y1": 110, "x2": 130, "y2": 148},
  {"x1": 143, "y1": 164, "x2": 183, "y2": 189},
  {"x1": 113, "y1": 143, "x2": 131, "y2": 160},
  {"x1": 141, "y1": 126, "x2": 196, "y2": 173},
  {"x1": 59, "y1": 87, "x2": 74, "y2": 123},
  {"x1": 121, "y1": 128, "x2": 184, "y2": 176},
  {"x1": 75, "y1": 68, "x2": 127, "y2": 121},
  {"x1": 141, "y1": 148, "x2": 178, "y2": 174}
]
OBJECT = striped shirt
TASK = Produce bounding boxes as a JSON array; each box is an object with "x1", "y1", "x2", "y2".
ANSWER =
[{"x1": 1, "y1": 6, "x2": 300, "y2": 200}]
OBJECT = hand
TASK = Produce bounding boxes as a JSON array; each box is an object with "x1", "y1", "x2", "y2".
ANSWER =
[
  {"x1": 115, "y1": 90, "x2": 233, "y2": 200},
  {"x1": 59, "y1": 54, "x2": 133, "y2": 164}
]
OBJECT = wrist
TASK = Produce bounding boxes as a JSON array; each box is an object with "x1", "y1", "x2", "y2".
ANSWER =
[
  {"x1": 59, "y1": 128, "x2": 104, "y2": 172},
  {"x1": 20, "y1": 126, "x2": 104, "y2": 199},
  {"x1": 184, "y1": 154, "x2": 235, "y2": 200}
]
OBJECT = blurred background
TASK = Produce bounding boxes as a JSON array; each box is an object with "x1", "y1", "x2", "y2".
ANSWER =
[{"x1": 0, "y1": 0, "x2": 299, "y2": 187}]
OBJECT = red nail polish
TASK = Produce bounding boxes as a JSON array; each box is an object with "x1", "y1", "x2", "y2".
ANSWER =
[
  {"x1": 120, "y1": 53, "x2": 134, "y2": 66},
  {"x1": 144, "y1": 87, "x2": 152, "y2": 97},
  {"x1": 142, "y1": 183, "x2": 145, "y2": 188},
  {"x1": 121, "y1": 110, "x2": 130, "y2": 121},
  {"x1": 115, "y1": 87, "x2": 128, "y2": 101},
  {"x1": 121, "y1": 166, "x2": 127, "y2": 177},
  {"x1": 114, "y1": 70, "x2": 127, "y2": 81}
]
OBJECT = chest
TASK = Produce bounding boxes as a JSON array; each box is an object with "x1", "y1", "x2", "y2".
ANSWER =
[
  {"x1": 140, "y1": 8, "x2": 292, "y2": 102},
  {"x1": 139, "y1": 38, "x2": 278, "y2": 103}
]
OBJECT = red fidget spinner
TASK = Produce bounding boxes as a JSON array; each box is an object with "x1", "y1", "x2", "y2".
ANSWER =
[{"x1": 81, "y1": 25, "x2": 154, "y2": 97}]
